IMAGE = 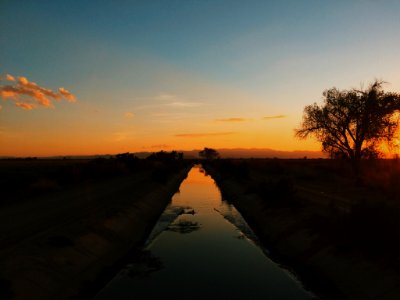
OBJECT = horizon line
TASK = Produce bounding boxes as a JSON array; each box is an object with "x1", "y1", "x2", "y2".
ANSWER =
[{"x1": 0, "y1": 147, "x2": 326, "y2": 159}]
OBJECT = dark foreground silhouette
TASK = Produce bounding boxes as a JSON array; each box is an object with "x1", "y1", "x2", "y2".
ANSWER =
[
  {"x1": 204, "y1": 158, "x2": 400, "y2": 300},
  {"x1": 0, "y1": 155, "x2": 191, "y2": 300}
]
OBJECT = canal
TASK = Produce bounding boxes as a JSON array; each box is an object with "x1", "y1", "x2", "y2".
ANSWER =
[{"x1": 94, "y1": 165, "x2": 316, "y2": 299}]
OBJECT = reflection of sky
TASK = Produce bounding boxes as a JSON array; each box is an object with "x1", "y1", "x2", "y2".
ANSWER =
[
  {"x1": 172, "y1": 167, "x2": 221, "y2": 211},
  {"x1": 2, "y1": 1, "x2": 400, "y2": 156},
  {"x1": 167, "y1": 166, "x2": 258, "y2": 248},
  {"x1": 95, "y1": 166, "x2": 314, "y2": 299}
]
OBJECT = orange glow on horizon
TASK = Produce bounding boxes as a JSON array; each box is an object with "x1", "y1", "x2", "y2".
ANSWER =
[{"x1": 0, "y1": 134, "x2": 321, "y2": 157}]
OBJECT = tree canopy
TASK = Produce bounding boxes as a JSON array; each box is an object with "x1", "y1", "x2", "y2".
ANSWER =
[
  {"x1": 199, "y1": 147, "x2": 220, "y2": 160},
  {"x1": 146, "y1": 150, "x2": 183, "y2": 161},
  {"x1": 295, "y1": 80, "x2": 400, "y2": 175}
]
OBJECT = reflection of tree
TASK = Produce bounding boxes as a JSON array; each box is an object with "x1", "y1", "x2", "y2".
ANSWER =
[
  {"x1": 146, "y1": 206, "x2": 196, "y2": 245},
  {"x1": 125, "y1": 250, "x2": 164, "y2": 279},
  {"x1": 182, "y1": 208, "x2": 196, "y2": 215},
  {"x1": 167, "y1": 219, "x2": 201, "y2": 234}
]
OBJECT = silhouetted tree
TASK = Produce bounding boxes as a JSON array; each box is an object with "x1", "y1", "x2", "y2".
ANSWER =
[
  {"x1": 199, "y1": 147, "x2": 220, "y2": 160},
  {"x1": 115, "y1": 152, "x2": 139, "y2": 169},
  {"x1": 295, "y1": 80, "x2": 400, "y2": 178},
  {"x1": 146, "y1": 150, "x2": 184, "y2": 183},
  {"x1": 146, "y1": 150, "x2": 183, "y2": 162}
]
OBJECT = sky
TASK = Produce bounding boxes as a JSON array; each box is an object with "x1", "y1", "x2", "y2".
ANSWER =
[{"x1": 1, "y1": 0, "x2": 400, "y2": 156}]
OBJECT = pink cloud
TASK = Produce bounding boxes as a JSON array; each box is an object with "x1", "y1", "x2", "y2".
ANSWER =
[
  {"x1": 59, "y1": 87, "x2": 76, "y2": 102},
  {"x1": 15, "y1": 102, "x2": 34, "y2": 110},
  {"x1": 6, "y1": 74, "x2": 15, "y2": 81},
  {"x1": 0, "y1": 74, "x2": 77, "y2": 110}
]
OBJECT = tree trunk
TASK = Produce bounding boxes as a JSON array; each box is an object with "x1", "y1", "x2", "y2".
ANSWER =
[{"x1": 352, "y1": 158, "x2": 363, "y2": 185}]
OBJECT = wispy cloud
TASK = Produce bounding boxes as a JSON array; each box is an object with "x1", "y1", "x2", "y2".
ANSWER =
[
  {"x1": 166, "y1": 101, "x2": 203, "y2": 108},
  {"x1": 15, "y1": 103, "x2": 34, "y2": 110},
  {"x1": 5, "y1": 74, "x2": 15, "y2": 81},
  {"x1": 134, "y1": 93, "x2": 204, "y2": 110},
  {"x1": 263, "y1": 115, "x2": 286, "y2": 120},
  {"x1": 58, "y1": 87, "x2": 76, "y2": 102},
  {"x1": 154, "y1": 93, "x2": 178, "y2": 101},
  {"x1": 124, "y1": 112, "x2": 134, "y2": 119},
  {"x1": 0, "y1": 74, "x2": 77, "y2": 110},
  {"x1": 112, "y1": 132, "x2": 129, "y2": 142},
  {"x1": 175, "y1": 132, "x2": 236, "y2": 138},
  {"x1": 215, "y1": 117, "x2": 249, "y2": 122},
  {"x1": 146, "y1": 144, "x2": 172, "y2": 149}
]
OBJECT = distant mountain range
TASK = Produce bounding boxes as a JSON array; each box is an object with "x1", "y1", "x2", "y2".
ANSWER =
[
  {"x1": 0, "y1": 148, "x2": 325, "y2": 159},
  {"x1": 137, "y1": 148, "x2": 325, "y2": 159}
]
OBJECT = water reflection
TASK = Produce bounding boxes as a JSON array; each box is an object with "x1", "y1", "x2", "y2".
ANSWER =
[
  {"x1": 123, "y1": 250, "x2": 163, "y2": 279},
  {"x1": 166, "y1": 219, "x2": 201, "y2": 234},
  {"x1": 95, "y1": 166, "x2": 316, "y2": 300}
]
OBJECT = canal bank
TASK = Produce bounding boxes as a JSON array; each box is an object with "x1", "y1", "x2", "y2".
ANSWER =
[
  {"x1": 94, "y1": 166, "x2": 315, "y2": 299},
  {"x1": 0, "y1": 165, "x2": 191, "y2": 300},
  {"x1": 203, "y1": 163, "x2": 400, "y2": 300}
]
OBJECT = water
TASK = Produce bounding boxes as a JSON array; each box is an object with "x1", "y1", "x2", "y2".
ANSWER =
[{"x1": 94, "y1": 166, "x2": 316, "y2": 299}]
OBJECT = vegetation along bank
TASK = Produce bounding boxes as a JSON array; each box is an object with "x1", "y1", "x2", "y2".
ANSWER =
[
  {"x1": 204, "y1": 158, "x2": 400, "y2": 300},
  {"x1": 0, "y1": 153, "x2": 191, "y2": 300}
]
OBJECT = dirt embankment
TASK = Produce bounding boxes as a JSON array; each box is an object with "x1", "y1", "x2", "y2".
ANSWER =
[
  {"x1": 204, "y1": 164, "x2": 400, "y2": 300},
  {"x1": 0, "y1": 165, "x2": 191, "y2": 300}
]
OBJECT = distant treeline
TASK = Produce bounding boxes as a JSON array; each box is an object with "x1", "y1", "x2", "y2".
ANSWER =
[{"x1": 0, "y1": 151, "x2": 192, "y2": 206}]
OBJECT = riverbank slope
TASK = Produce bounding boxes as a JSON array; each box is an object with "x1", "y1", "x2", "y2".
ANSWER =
[
  {"x1": 204, "y1": 160, "x2": 400, "y2": 300},
  {"x1": 0, "y1": 159, "x2": 191, "y2": 300}
]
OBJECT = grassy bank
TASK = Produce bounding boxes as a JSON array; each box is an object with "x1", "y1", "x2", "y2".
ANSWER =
[
  {"x1": 0, "y1": 157, "x2": 192, "y2": 300},
  {"x1": 203, "y1": 159, "x2": 400, "y2": 300}
]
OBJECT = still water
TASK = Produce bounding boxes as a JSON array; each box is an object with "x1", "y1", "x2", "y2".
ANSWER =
[{"x1": 95, "y1": 166, "x2": 316, "y2": 299}]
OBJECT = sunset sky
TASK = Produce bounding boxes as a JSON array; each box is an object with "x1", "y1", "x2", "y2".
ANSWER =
[{"x1": 1, "y1": 0, "x2": 400, "y2": 156}]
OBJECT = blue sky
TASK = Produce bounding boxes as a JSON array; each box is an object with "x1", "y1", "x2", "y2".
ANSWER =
[{"x1": 1, "y1": 0, "x2": 400, "y2": 155}]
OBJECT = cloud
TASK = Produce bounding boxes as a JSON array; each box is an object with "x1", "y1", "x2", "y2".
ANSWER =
[
  {"x1": 0, "y1": 74, "x2": 77, "y2": 110},
  {"x1": 175, "y1": 132, "x2": 236, "y2": 138},
  {"x1": 113, "y1": 132, "x2": 128, "y2": 142},
  {"x1": 155, "y1": 93, "x2": 178, "y2": 101},
  {"x1": 0, "y1": 85, "x2": 54, "y2": 108},
  {"x1": 124, "y1": 112, "x2": 134, "y2": 119},
  {"x1": 154, "y1": 93, "x2": 203, "y2": 107},
  {"x1": 15, "y1": 102, "x2": 34, "y2": 110},
  {"x1": 148, "y1": 144, "x2": 171, "y2": 149},
  {"x1": 263, "y1": 115, "x2": 286, "y2": 120},
  {"x1": 59, "y1": 87, "x2": 76, "y2": 102},
  {"x1": 166, "y1": 101, "x2": 203, "y2": 108},
  {"x1": 215, "y1": 117, "x2": 249, "y2": 122},
  {"x1": 6, "y1": 74, "x2": 15, "y2": 81},
  {"x1": 134, "y1": 93, "x2": 205, "y2": 111}
]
